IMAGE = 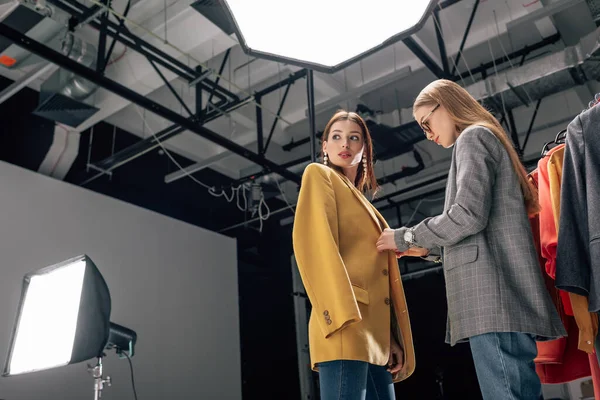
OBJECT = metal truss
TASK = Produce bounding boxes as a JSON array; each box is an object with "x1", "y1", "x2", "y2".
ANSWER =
[{"x1": 0, "y1": 23, "x2": 302, "y2": 184}]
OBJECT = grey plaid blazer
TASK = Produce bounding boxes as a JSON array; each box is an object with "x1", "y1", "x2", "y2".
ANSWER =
[{"x1": 411, "y1": 125, "x2": 565, "y2": 345}]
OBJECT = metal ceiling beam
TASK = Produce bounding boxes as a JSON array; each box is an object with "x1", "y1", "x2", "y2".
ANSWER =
[
  {"x1": 0, "y1": 22, "x2": 301, "y2": 184},
  {"x1": 439, "y1": 0, "x2": 463, "y2": 9},
  {"x1": 163, "y1": 70, "x2": 308, "y2": 185},
  {"x1": 433, "y1": 9, "x2": 450, "y2": 75},
  {"x1": 47, "y1": 0, "x2": 239, "y2": 103},
  {"x1": 402, "y1": 37, "x2": 450, "y2": 79},
  {"x1": 451, "y1": 0, "x2": 480, "y2": 77},
  {"x1": 457, "y1": 33, "x2": 561, "y2": 80}
]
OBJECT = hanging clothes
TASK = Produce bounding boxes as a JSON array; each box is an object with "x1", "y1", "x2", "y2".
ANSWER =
[
  {"x1": 539, "y1": 145, "x2": 598, "y2": 351},
  {"x1": 538, "y1": 144, "x2": 573, "y2": 316},
  {"x1": 556, "y1": 104, "x2": 600, "y2": 311},
  {"x1": 528, "y1": 142, "x2": 600, "y2": 388},
  {"x1": 529, "y1": 170, "x2": 592, "y2": 384}
]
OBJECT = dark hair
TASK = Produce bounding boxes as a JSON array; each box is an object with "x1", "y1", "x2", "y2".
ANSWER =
[{"x1": 319, "y1": 110, "x2": 380, "y2": 198}]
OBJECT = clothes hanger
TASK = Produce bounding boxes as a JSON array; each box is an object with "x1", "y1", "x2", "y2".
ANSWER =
[
  {"x1": 541, "y1": 129, "x2": 567, "y2": 156},
  {"x1": 585, "y1": 93, "x2": 600, "y2": 111},
  {"x1": 554, "y1": 129, "x2": 567, "y2": 144},
  {"x1": 542, "y1": 93, "x2": 599, "y2": 156}
]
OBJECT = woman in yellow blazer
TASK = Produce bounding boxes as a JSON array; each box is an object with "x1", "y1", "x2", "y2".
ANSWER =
[{"x1": 292, "y1": 110, "x2": 415, "y2": 399}]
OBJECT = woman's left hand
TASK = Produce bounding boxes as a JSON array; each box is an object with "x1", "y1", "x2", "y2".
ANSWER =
[
  {"x1": 387, "y1": 336, "x2": 404, "y2": 375},
  {"x1": 376, "y1": 228, "x2": 398, "y2": 252}
]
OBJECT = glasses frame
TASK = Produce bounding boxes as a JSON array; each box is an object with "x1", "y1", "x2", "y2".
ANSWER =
[{"x1": 420, "y1": 103, "x2": 440, "y2": 134}]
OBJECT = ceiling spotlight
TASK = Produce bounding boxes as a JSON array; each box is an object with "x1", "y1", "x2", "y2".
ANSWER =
[{"x1": 218, "y1": 0, "x2": 438, "y2": 73}]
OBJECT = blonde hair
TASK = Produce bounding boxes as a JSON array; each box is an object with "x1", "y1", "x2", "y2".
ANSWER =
[{"x1": 413, "y1": 79, "x2": 540, "y2": 216}]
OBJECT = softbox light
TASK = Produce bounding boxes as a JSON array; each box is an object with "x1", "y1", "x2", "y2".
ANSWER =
[
  {"x1": 3, "y1": 255, "x2": 111, "y2": 376},
  {"x1": 218, "y1": 0, "x2": 438, "y2": 73}
]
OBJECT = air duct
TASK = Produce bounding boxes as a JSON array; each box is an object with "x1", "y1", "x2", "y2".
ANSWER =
[
  {"x1": 33, "y1": 24, "x2": 100, "y2": 127},
  {"x1": 0, "y1": 0, "x2": 100, "y2": 126},
  {"x1": 0, "y1": 0, "x2": 65, "y2": 69},
  {"x1": 57, "y1": 31, "x2": 98, "y2": 101},
  {"x1": 468, "y1": 27, "x2": 600, "y2": 110}
]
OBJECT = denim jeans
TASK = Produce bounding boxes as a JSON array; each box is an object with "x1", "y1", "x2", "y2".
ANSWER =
[
  {"x1": 469, "y1": 332, "x2": 543, "y2": 400},
  {"x1": 317, "y1": 360, "x2": 395, "y2": 400}
]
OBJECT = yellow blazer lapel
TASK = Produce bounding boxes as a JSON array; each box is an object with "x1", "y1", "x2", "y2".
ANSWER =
[
  {"x1": 337, "y1": 173, "x2": 382, "y2": 232},
  {"x1": 372, "y1": 207, "x2": 390, "y2": 230}
]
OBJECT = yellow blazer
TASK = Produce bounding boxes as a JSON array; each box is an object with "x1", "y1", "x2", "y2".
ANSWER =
[{"x1": 292, "y1": 163, "x2": 415, "y2": 383}]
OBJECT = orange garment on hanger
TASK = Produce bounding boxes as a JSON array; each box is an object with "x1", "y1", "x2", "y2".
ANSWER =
[
  {"x1": 529, "y1": 171, "x2": 592, "y2": 384},
  {"x1": 538, "y1": 145, "x2": 573, "y2": 315},
  {"x1": 541, "y1": 145, "x2": 598, "y2": 352}
]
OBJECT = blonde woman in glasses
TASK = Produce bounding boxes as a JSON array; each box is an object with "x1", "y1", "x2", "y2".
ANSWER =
[{"x1": 376, "y1": 79, "x2": 565, "y2": 400}]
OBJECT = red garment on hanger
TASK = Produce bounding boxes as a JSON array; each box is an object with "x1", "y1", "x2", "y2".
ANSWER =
[
  {"x1": 537, "y1": 145, "x2": 573, "y2": 315},
  {"x1": 528, "y1": 171, "x2": 593, "y2": 384}
]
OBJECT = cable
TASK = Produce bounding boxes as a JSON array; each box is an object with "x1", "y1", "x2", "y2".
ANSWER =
[
  {"x1": 274, "y1": 178, "x2": 295, "y2": 215},
  {"x1": 130, "y1": 106, "x2": 277, "y2": 223},
  {"x1": 132, "y1": 105, "x2": 213, "y2": 189},
  {"x1": 487, "y1": 35, "x2": 510, "y2": 121},
  {"x1": 433, "y1": 2, "x2": 478, "y2": 86},
  {"x1": 122, "y1": 352, "x2": 138, "y2": 400},
  {"x1": 257, "y1": 193, "x2": 271, "y2": 232}
]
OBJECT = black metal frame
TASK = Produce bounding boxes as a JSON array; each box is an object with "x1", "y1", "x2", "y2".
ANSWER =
[
  {"x1": 306, "y1": 70, "x2": 317, "y2": 163},
  {"x1": 451, "y1": 0, "x2": 480, "y2": 77},
  {"x1": 46, "y1": 0, "x2": 313, "y2": 182},
  {"x1": 456, "y1": 33, "x2": 561, "y2": 81},
  {"x1": 263, "y1": 80, "x2": 292, "y2": 155},
  {"x1": 433, "y1": 8, "x2": 450, "y2": 76},
  {"x1": 403, "y1": 37, "x2": 450, "y2": 79},
  {"x1": 48, "y1": 0, "x2": 238, "y2": 104},
  {"x1": 0, "y1": 23, "x2": 303, "y2": 184},
  {"x1": 521, "y1": 99, "x2": 542, "y2": 154}
]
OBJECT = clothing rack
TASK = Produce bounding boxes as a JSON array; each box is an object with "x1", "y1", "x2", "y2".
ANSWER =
[{"x1": 540, "y1": 92, "x2": 600, "y2": 156}]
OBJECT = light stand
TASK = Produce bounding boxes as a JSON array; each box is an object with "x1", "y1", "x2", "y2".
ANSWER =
[
  {"x1": 89, "y1": 356, "x2": 111, "y2": 400},
  {"x1": 87, "y1": 322, "x2": 137, "y2": 400},
  {"x1": 2, "y1": 255, "x2": 138, "y2": 400}
]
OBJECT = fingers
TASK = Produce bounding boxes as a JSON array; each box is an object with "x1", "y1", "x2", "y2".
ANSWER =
[
  {"x1": 389, "y1": 360, "x2": 404, "y2": 374},
  {"x1": 376, "y1": 241, "x2": 391, "y2": 252},
  {"x1": 387, "y1": 351, "x2": 404, "y2": 374}
]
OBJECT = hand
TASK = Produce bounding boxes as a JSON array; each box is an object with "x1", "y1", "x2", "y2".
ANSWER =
[
  {"x1": 395, "y1": 247, "x2": 430, "y2": 258},
  {"x1": 376, "y1": 228, "x2": 399, "y2": 252},
  {"x1": 387, "y1": 336, "x2": 404, "y2": 375}
]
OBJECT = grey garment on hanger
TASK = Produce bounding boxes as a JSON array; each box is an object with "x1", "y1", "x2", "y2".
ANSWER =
[{"x1": 556, "y1": 104, "x2": 600, "y2": 311}]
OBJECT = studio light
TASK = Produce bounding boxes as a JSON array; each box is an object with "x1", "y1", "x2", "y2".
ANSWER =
[
  {"x1": 3, "y1": 255, "x2": 137, "y2": 399},
  {"x1": 219, "y1": 0, "x2": 438, "y2": 73}
]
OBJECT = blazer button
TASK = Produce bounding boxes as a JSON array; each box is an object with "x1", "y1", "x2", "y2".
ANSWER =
[
  {"x1": 384, "y1": 297, "x2": 391, "y2": 305},
  {"x1": 382, "y1": 269, "x2": 388, "y2": 276},
  {"x1": 326, "y1": 319, "x2": 332, "y2": 325},
  {"x1": 323, "y1": 310, "x2": 329, "y2": 316}
]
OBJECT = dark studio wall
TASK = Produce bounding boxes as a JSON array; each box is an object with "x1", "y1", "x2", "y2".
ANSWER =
[
  {"x1": 0, "y1": 75, "x2": 484, "y2": 399},
  {"x1": 0, "y1": 76, "x2": 55, "y2": 171}
]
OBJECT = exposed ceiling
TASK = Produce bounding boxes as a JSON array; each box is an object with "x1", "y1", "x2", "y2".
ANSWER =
[{"x1": 1, "y1": 0, "x2": 599, "y2": 231}]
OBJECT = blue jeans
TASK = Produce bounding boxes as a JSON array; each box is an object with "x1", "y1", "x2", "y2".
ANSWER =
[
  {"x1": 317, "y1": 360, "x2": 395, "y2": 400},
  {"x1": 469, "y1": 332, "x2": 543, "y2": 400}
]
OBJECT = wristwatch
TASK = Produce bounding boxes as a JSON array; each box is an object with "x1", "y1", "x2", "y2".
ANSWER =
[{"x1": 403, "y1": 227, "x2": 416, "y2": 248}]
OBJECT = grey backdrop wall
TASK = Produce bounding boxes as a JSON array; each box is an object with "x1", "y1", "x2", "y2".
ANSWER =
[{"x1": 0, "y1": 161, "x2": 241, "y2": 400}]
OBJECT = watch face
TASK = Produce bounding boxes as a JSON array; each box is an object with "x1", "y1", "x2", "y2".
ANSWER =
[{"x1": 404, "y1": 230, "x2": 413, "y2": 243}]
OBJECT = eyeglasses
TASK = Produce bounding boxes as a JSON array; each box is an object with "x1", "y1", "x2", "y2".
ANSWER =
[{"x1": 420, "y1": 104, "x2": 440, "y2": 134}]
